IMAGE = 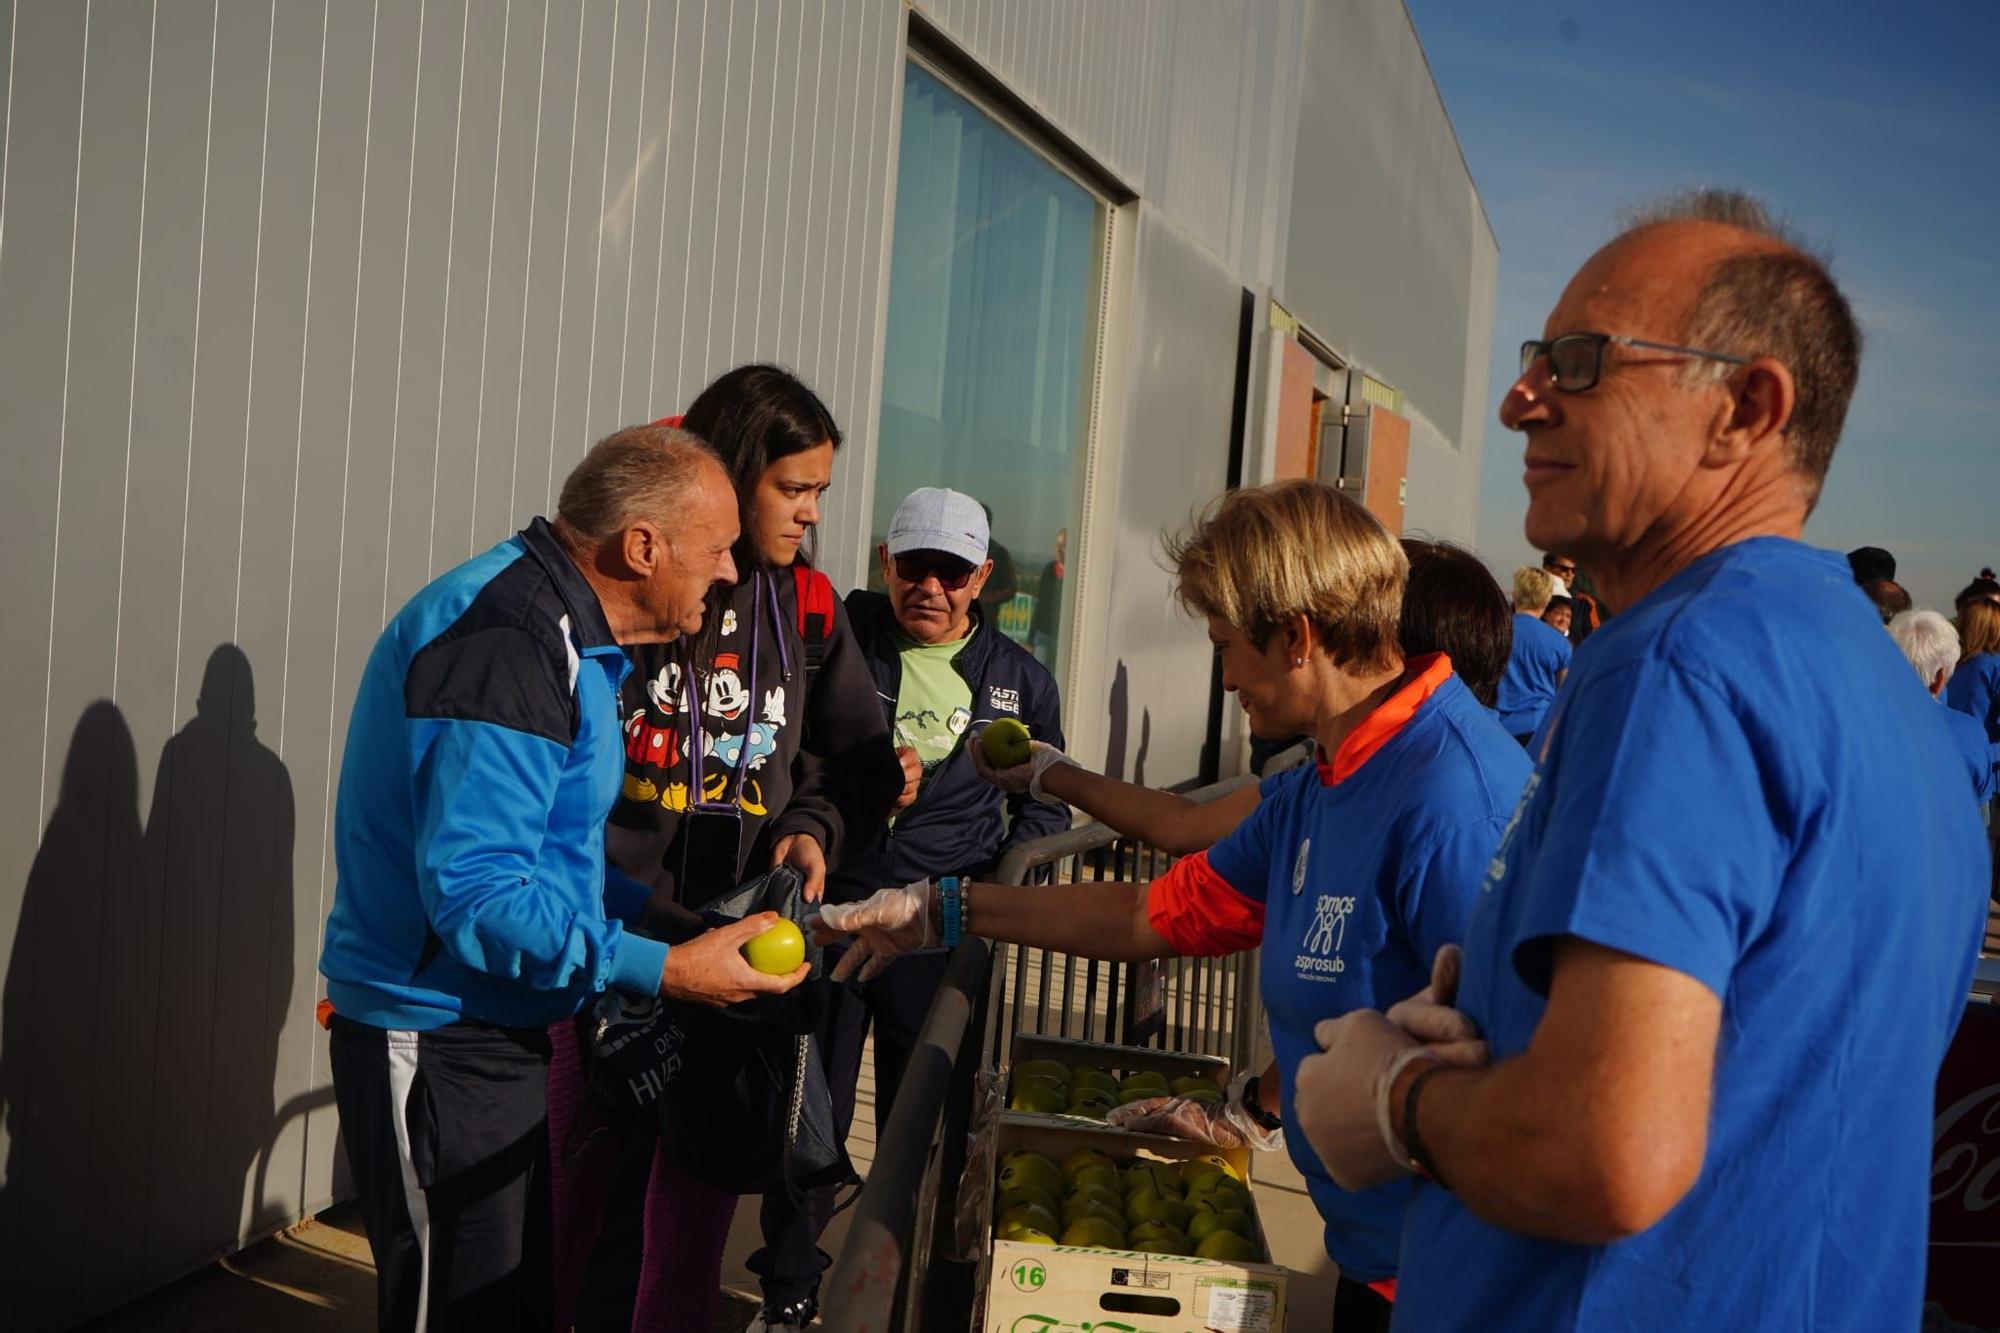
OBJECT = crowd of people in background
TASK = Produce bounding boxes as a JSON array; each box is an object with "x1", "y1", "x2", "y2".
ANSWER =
[{"x1": 314, "y1": 185, "x2": 1991, "y2": 1333}]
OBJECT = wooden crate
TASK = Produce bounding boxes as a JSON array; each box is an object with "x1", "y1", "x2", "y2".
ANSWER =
[
  {"x1": 982, "y1": 1116, "x2": 1287, "y2": 1332},
  {"x1": 1004, "y1": 1033, "x2": 1231, "y2": 1133}
]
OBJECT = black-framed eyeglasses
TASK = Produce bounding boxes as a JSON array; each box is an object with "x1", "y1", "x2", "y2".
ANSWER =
[
  {"x1": 1548, "y1": 562, "x2": 1577, "y2": 577},
  {"x1": 1520, "y1": 332, "x2": 1750, "y2": 393},
  {"x1": 893, "y1": 552, "x2": 976, "y2": 591}
]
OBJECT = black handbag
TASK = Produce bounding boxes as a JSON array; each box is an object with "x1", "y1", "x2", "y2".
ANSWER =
[{"x1": 644, "y1": 865, "x2": 857, "y2": 1199}]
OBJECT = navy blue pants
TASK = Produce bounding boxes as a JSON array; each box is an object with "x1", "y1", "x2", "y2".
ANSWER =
[{"x1": 330, "y1": 1015, "x2": 553, "y2": 1332}]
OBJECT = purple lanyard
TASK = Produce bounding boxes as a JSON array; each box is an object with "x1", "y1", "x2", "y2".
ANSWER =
[{"x1": 684, "y1": 569, "x2": 788, "y2": 806}]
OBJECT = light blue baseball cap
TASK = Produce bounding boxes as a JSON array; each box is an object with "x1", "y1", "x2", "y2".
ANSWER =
[{"x1": 885, "y1": 487, "x2": 989, "y2": 566}]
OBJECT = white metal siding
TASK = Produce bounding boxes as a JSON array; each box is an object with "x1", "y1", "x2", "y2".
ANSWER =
[{"x1": 0, "y1": 1, "x2": 901, "y2": 1324}]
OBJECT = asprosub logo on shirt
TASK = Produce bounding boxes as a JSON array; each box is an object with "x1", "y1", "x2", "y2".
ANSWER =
[{"x1": 1294, "y1": 893, "x2": 1357, "y2": 981}]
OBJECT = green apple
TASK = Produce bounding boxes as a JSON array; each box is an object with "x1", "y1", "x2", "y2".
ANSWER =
[
  {"x1": 1069, "y1": 1067, "x2": 1119, "y2": 1097},
  {"x1": 1188, "y1": 1208, "x2": 1254, "y2": 1243},
  {"x1": 1125, "y1": 1189, "x2": 1191, "y2": 1231},
  {"x1": 739, "y1": 919, "x2": 806, "y2": 974},
  {"x1": 1196, "y1": 1153, "x2": 1242, "y2": 1182},
  {"x1": 981, "y1": 717, "x2": 1034, "y2": 768},
  {"x1": 1008, "y1": 1083, "x2": 1067, "y2": 1114},
  {"x1": 1170, "y1": 1075, "x2": 1218, "y2": 1096},
  {"x1": 1062, "y1": 1198, "x2": 1127, "y2": 1232},
  {"x1": 998, "y1": 1151, "x2": 1062, "y2": 1196},
  {"x1": 1063, "y1": 1181, "x2": 1123, "y2": 1212},
  {"x1": 1069, "y1": 1163, "x2": 1121, "y2": 1195},
  {"x1": 1130, "y1": 1224, "x2": 1191, "y2": 1256},
  {"x1": 1066, "y1": 1098, "x2": 1110, "y2": 1121},
  {"x1": 1060, "y1": 1215, "x2": 1128, "y2": 1249},
  {"x1": 1013, "y1": 1058, "x2": 1071, "y2": 1086},
  {"x1": 997, "y1": 1203, "x2": 1060, "y2": 1238},
  {"x1": 1117, "y1": 1086, "x2": 1169, "y2": 1106},
  {"x1": 996, "y1": 1221, "x2": 1056, "y2": 1246},
  {"x1": 1061, "y1": 1148, "x2": 1115, "y2": 1180},
  {"x1": 1181, "y1": 1088, "x2": 1224, "y2": 1104},
  {"x1": 999, "y1": 1184, "x2": 1058, "y2": 1216},
  {"x1": 1194, "y1": 1229, "x2": 1260, "y2": 1262},
  {"x1": 1119, "y1": 1070, "x2": 1170, "y2": 1095}
]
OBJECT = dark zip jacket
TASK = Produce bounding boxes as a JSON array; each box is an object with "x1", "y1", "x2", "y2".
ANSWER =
[
  {"x1": 605, "y1": 566, "x2": 902, "y2": 909},
  {"x1": 827, "y1": 592, "x2": 1070, "y2": 904}
]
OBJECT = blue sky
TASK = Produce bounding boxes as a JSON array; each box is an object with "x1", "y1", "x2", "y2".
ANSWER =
[{"x1": 1404, "y1": 0, "x2": 2000, "y2": 610}]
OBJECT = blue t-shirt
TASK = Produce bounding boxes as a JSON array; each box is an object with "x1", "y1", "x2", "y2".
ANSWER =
[
  {"x1": 1937, "y1": 699, "x2": 1998, "y2": 805},
  {"x1": 1944, "y1": 651, "x2": 2000, "y2": 746},
  {"x1": 1397, "y1": 540, "x2": 1989, "y2": 1332},
  {"x1": 1495, "y1": 612, "x2": 1572, "y2": 737},
  {"x1": 1203, "y1": 670, "x2": 1531, "y2": 1280}
]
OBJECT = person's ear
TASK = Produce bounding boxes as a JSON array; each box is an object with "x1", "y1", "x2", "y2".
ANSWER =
[
  {"x1": 1281, "y1": 613, "x2": 1314, "y2": 668},
  {"x1": 965, "y1": 559, "x2": 995, "y2": 598},
  {"x1": 878, "y1": 543, "x2": 894, "y2": 586},
  {"x1": 1709, "y1": 355, "x2": 1794, "y2": 467},
  {"x1": 622, "y1": 522, "x2": 666, "y2": 580}
]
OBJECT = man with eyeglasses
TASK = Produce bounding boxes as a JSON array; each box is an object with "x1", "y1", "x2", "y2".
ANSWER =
[
  {"x1": 752, "y1": 486, "x2": 1068, "y2": 1326},
  {"x1": 1540, "y1": 551, "x2": 1598, "y2": 644},
  {"x1": 1290, "y1": 190, "x2": 1988, "y2": 1331}
]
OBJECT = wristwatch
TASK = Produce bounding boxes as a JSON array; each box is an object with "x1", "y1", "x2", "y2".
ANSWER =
[{"x1": 1239, "y1": 1073, "x2": 1283, "y2": 1132}]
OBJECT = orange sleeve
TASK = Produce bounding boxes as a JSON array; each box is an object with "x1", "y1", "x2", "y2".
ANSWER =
[{"x1": 1145, "y1": 851, "x2": 1266, "y2": 958}]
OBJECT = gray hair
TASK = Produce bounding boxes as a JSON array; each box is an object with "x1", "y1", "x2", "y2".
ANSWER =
[
  {"x1": 1886, "y1": 609, "x2": 1959, "y2": 693},
  {"x1": 556, "y1": 424, "x2": 720, "y2": 541},
  {"x1": 1618, "y1": 188, "x2": 1862, "y2": 505}
]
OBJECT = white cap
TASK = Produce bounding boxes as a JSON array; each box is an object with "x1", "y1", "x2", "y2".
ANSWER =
[{"x1": 885, "y1": 487, "x2": 989, "y2": 566}]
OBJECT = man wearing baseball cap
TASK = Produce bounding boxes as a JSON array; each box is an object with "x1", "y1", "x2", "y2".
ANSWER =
[{"x1": 743, "y1": 487, "x2": 1069, "y2": 1327}]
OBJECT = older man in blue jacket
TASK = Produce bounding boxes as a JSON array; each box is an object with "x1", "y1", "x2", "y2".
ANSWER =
[
  {"x1": 743, "y1": 487, "x2": 1068, "y2": 1330},
  {"x1": 319, "y1": 424, "x2": 806, "y2": 1331}
]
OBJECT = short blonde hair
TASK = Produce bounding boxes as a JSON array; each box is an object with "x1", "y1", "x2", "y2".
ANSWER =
[
  {"x1": 1513, "y1": 565, "x2": 1558, "y2": 613},
  {"x1": 557, "y1": 424, "x2": 719, "y2": 540},
  {"x1": 1165, "y1": 480, "x2": 1405, "y2": 671}
]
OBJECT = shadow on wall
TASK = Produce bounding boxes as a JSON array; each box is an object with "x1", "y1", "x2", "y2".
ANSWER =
[
  {"x1": 1102, "y1": 661, "x2": 1153, "y2": 788},
  {"x1": 0, "y1": 645, "x2": 297, "y2": 1330}
]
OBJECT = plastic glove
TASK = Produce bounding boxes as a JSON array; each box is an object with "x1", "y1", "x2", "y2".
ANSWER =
[
  {"x1": 1105, "y1": 1070, "x2": 1284, "y2": 1152},
  {"x1": 1293, "y1": 1009, "x2": 1448, "y2": 1192},
  {"x1": 967, "y1": 724, "x2": 1077, "y2": 800},
  {"x1": 809, "y1": 879, "x2": 935, "y2": 982},
  {"x1": 1385, "y1": 944, "x2": 1489, "y2": 1066}
]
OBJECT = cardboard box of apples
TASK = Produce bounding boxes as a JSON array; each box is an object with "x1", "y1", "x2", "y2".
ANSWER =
[
  {"x1": 981, "y1": 1115, "x2": 1287, "y2": 1333},
  {"x1": 1004, "y1": 1033, "x2": 1232, "y2": 1127}
]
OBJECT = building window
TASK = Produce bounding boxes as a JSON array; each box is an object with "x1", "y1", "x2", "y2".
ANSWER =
[{"x1": 872, "y1": 60, "x2": 1105, "y2": 681}]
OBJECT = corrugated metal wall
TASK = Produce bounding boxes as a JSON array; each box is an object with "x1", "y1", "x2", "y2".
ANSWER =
[{"x1": 0, "y1": 1, "x2": 901, "y2": 1324}]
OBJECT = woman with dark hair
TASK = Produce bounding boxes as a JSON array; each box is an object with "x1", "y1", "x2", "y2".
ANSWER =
[
  {"x1": 548, "y1": 364, "x2": 904, "y2": 1333},
  {"x1": 1400, "y1": 538, "x2": 1511, "y2": 710}
]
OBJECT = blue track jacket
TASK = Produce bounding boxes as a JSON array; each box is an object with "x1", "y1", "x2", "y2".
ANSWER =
[{"x1": 320, "y1": 518, "x2": 669, "y2": 1030}]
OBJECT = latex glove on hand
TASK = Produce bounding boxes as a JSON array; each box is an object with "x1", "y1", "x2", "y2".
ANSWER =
[
  {"x1": 1294, "y1": 1009, "x2": 1451, "y2": 1193},
  {"x1": 967, "y1": 725, "x2": 1077, "y2": 800},
  {"x1": 1385, "y1": 944, "x2": 1488, "y2": 1066},
  {"x1": 1105, "y1": 1070, "x2": 1283, "y2": 1152},
  {"x1": 809, "y1": 879, "x2": 935, "y2": 982}
]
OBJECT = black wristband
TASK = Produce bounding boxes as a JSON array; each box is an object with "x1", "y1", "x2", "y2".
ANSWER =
[
  {"x1": 1403, "y1": 1063, "x2": 1453, "y2": 1190},
  {"x1": 1240, "y1": 1074, "x2": 1284, "y2": 1132}
]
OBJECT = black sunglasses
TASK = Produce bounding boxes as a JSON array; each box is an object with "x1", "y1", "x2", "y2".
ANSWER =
[
  {"x1": 1520, "y1": 332, "x2": 1749, "y2": 393},
  {"x1": 893, "y1": 553, "x2": 976, "y2": 591}
]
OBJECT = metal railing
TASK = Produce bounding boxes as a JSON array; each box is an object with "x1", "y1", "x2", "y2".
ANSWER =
[{"x1": 822, "y1": 749, "x2": 1305, "y2": 1332}]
